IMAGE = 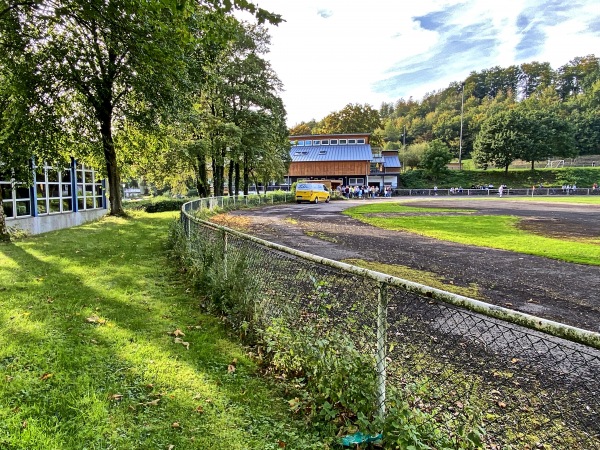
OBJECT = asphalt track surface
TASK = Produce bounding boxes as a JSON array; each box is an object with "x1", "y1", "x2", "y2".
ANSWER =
[{"x1": 230, "y1": 197, "x2": 600, "y2": 334}]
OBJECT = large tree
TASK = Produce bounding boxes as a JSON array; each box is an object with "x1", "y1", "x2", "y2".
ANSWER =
[
  {"x1": 316, "y1": 103, "x2": 383, "y2": 145},
  {"x1": 2, "y1": 0, "x2": 281, "y2": 216}
]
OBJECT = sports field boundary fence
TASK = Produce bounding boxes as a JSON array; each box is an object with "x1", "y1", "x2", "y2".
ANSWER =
[{"x1": 181, "y1": 197, "x2": 600, "y2": 448}]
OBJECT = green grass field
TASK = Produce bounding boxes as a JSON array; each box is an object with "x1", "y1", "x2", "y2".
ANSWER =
[
  {"x1": 0, "y1": 212, "x2": 321, "y2": 449},
  {"x1": 344, "y1": 203, "x2": 600, "y2": 266}
]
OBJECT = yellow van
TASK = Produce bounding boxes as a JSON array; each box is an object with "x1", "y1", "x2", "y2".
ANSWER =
[{"x1": 295, "y1": 183, "x2": 331, "y2": 204}]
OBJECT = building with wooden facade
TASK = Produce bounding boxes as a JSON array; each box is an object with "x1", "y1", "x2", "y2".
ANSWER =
[{"x1": 286, "y1": 133, "x2": 401, "y2": 189}]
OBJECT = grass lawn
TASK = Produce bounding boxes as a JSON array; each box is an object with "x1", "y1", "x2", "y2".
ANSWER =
[
  {"x1": 0, "y1": 212, "x2": 320, "y2": 450},
  {"x1": 344, "y1": 203, "x2": 600, "y2": 266}
]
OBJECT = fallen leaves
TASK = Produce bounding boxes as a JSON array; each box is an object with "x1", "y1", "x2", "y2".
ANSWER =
[
  {"x1": 174, "y1": 337, "x2": 190, "y2": 350},
  {"x1": 227, "y1": 358, "x2": 237, "y2": 373},
  {"x1": 171, "y1": 329, "x2": 185, "y2": 337},
  {"x1": 86, "y1": 315, "x2": 106, "y2": 325},
  {"x1": 40, "y1": 373, "x2": 53, "y2": 381}
]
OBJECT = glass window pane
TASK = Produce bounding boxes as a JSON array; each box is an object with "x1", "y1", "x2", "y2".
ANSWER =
[
  {"x1": 78, "y1": 198, "x2": 85, "y2": 210},
  {"x1": 49, "y1": 184, "x2": 60, "y2": 197},
  {"x1": 49, "y1": 199, "x2": 61, "y2": 213},
  {"x1": 62, "y1": 198, "x2": 73, "y2": 212},
  {"x1": 1, "y1": 184, "x2": 12, "y2": 200},
  {"x1": 77, "y1": 185, "x2": 83, "y2": 197},
  {"x1": 95, "y1": 185, "x2": 103, "y2": 196},
  {"x1": 37, "y1": 199, "x2": 47, "y2": 214},
  {"x1": 16, "y1": 186, "x2": 30, "y2": 199},
  {"x1": 36, "y1": 183, "x2": 46, "y2": 197},
  {"x1": 77, "y1": 170, "x2": 84, "y2": 183},
  {"x1": 47, "y1": 170, "x2": 59, "y2": 182},
  {"x1": 16, "y1": 201, "x2": 31, "y2": 216},
  {"x1": 3, "y1": 201, "x2": 14, "y2": 218},
  {"x1": 61, "y1": 184, "x2": 71, "y2": 197},
  {"x1": 61, "y1": 170, "x2": 72, "y2": 183},
  {"x1": 86, "y1": 197, "x2": 93, "y2": 208}
]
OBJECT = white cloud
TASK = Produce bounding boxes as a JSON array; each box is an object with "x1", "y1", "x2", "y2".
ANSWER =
[{"x1": 248, "y1": 0, "x2": 600, "y2": 126}]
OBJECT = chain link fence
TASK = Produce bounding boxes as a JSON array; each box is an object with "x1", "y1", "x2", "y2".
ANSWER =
[{"x1": 181, "y1": 198, "x2": 600, "y2": 449}]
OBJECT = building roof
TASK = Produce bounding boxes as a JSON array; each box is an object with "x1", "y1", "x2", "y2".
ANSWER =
[
  {"x1": 384, "y1": 156, "x2": 401, "y2": 168},
  {"x1": 290, "y1": 133, "x2": 371, "y2": 140},
  {"x1": 290, "y1": 145, "x2": 373, "y2": 162}
]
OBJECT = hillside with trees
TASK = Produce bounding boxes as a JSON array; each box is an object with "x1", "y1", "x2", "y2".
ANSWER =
[{"x1": 291, "y1": 55, "x2": 600, "y2": 172}]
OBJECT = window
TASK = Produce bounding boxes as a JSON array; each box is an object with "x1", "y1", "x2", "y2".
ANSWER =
[
  {"x1": 305, "y1": 140, "x2": 312, "y2": 146},
  {"x1": 75, "y1": 164, "x2": 103, "y2": 211},
  {"x1": 348, "y1": 139, "x2": 356, "y2": 144},
  {"x1": 1, "y1": 180, "x2": 32, "y2": 219},
  {"x1": 339, "y1": 139, "x2": 347, "y2": 145},
  {"x1": 318, "y1": 150, "x2": 327, "y2": 155},
  {"x1": 313, "y1": 140, "x2": 320, "y2": 145},
  {"x1": 290, "y1": 140, "x2": 298, "y2": 146},
  {"x1": 357, "y1": 138, "x2": 365, "y2": 144},
  {"x1": 294, "y1": 151, "x2": 302, "y2": 156},
  {"x1": 321, "y1": 140, "x2": 329, "y2": 145},
  {"x1": 36, "y1": 163, "x2": 73, "y2": 215},
  {"x1": 330, "y1": 139, "x2": 338, "y2": 145},
  {"x1": 349, "y1": 178, "x2": 364, "y2": 185},
  {"x1": 297, "y1": 140, "x2": 304, "y2": 146}
]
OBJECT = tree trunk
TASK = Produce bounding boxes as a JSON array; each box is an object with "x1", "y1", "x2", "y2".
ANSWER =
[
  {"x1": 99, "y1": 113, "x2": 125, "y2": 216},
  {"x1": 195, "y1": 154, "x2": 210, "y2": 197},
  {"x1": 228, "y1": 159, "x2": 234, "y2": 196},
  {"x1": 0, "y1": 188, "x2": 9, "y2": 242},
  {"x1": 531, "y1": 160, "x2": 535, "y2": 170},
  {"x1": 243, "y1": 153, "x2": 250, "y2": 195},
  {"x1": 234, "y1": 162, "x2": 240, "y2": 197}
]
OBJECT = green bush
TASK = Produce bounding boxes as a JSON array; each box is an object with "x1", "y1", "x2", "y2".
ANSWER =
[{"x1": 144, "y1": 199, "x2": 186, "y2": 213}]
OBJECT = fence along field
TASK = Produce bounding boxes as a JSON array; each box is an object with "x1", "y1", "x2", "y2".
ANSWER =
[{"x1": 181, "y1": 197, "x2": 600, "y2": 448}]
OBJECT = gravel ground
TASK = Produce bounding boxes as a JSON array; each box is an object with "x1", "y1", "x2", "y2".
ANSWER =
[{"x1": 229, "y1": 197, "x2": 600, "y2": 333}]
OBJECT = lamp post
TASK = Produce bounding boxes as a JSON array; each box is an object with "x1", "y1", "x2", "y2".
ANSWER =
[{"x1": 459, "y1": 82, "x2": 465, "y2": 171}]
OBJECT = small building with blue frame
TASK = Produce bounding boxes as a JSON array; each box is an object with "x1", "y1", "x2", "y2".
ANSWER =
[{"x1": 1, "y1": 158, "x2": 107, "y2": 235}]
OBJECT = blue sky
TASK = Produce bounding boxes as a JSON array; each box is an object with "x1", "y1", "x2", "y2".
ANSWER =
[{"x1": 246, "y1": 0, "x2": 600, "y2": 126}]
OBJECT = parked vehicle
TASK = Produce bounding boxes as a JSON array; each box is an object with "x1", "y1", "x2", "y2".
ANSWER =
[{"x1": 295, "y1": 183, "x2": 330, "y2": 204}]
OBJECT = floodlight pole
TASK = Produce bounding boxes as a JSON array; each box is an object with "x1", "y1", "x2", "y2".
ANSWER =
[{"x1": 459, "y1": 83, "x2": 465, "y2": 171}]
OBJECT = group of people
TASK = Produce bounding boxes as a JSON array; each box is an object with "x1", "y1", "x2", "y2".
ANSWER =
[
  {"x1": 338, "y1": 185, "x2": 393, "y2": 199},
  {"x1": 561, "y1": 184, "x2": 578, "y2": 193}
]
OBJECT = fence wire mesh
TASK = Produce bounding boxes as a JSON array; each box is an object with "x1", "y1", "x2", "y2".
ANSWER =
[{"x1": 181, "y1": 202, "x2": 600, "y2": 449}]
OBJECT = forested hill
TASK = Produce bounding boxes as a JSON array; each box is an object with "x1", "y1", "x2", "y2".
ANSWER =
[{"x1": 290, "y1": 55, "x2": 600, "y2": 164}]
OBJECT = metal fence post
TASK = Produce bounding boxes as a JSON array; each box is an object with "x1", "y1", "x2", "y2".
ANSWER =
[
  {"x1": 376, "y1": 282, "x2": 388, "y2": 420},
  {"x1": 222, "y1": 230, "x2": 228, "y2": 280}
]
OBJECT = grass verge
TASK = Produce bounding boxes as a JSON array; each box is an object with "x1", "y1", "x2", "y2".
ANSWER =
[
  {"x1": 0, "y1": 211, "x2": 321, "y2": 450},
  {"x1": 343, "y1": 259, "x2": 480, "y2": 299},
  {"x1": 344, "y1": 203, "x2": 600, "y2": 266}
]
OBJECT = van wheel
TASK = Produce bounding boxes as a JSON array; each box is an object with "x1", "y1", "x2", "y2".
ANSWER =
[
  {"x1": 325, "y1": 197, "x2": 330, "y2": 203},
  {"x1": 296, "y1": 200, "x2": 301, "y2": 204},
  {"x1": 313, "y1": 197, "x2": 319, "y2": 204}
]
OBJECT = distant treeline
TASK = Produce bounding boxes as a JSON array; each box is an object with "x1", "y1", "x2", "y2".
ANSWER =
[{"x1": 291, "y1": 55, "x2": 600, "y2": 166}]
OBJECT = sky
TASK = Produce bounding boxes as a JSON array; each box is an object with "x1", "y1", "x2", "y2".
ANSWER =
[{"x1": 242, "y1": 0, "x2": 600, "y2": 127}]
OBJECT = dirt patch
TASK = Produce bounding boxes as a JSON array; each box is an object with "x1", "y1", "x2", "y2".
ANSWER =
[{"x1": 228, "y1": 199, "x2": 600, "y2": 333}]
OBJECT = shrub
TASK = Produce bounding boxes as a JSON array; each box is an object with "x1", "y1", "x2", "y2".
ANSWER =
[{"x1": 144, "y1": 199, "x2": 186, "y2": 213}]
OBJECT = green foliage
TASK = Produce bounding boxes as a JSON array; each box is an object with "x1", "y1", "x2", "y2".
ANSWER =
[
  {"x1": 399, "y1": 167, "x2": 600, "y2": 189},
  {"x1": 383, "y1": 391, "x2": 485, "y2": 449},
  {"x1": 262, "y1": 319, "x2": 380, "y2": 435},
  {"x1": 419, "y1": 140, "x2": 453, "y2": 180},
  {"x1": 401, "y1": 142, "x2": 428, "y2": 169},
  {"x1": 167, "y1": 221, "x2": 259, "y2": 339},
  {"x1": 315, "y1": 103, "x2": 383, "y2": 145},
  {"x1": 144, "y1": 199, "x2": 187, "y2": 213},
  {"x1": 0, "y1": 211, "x2": 324, "y2": 449}
]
